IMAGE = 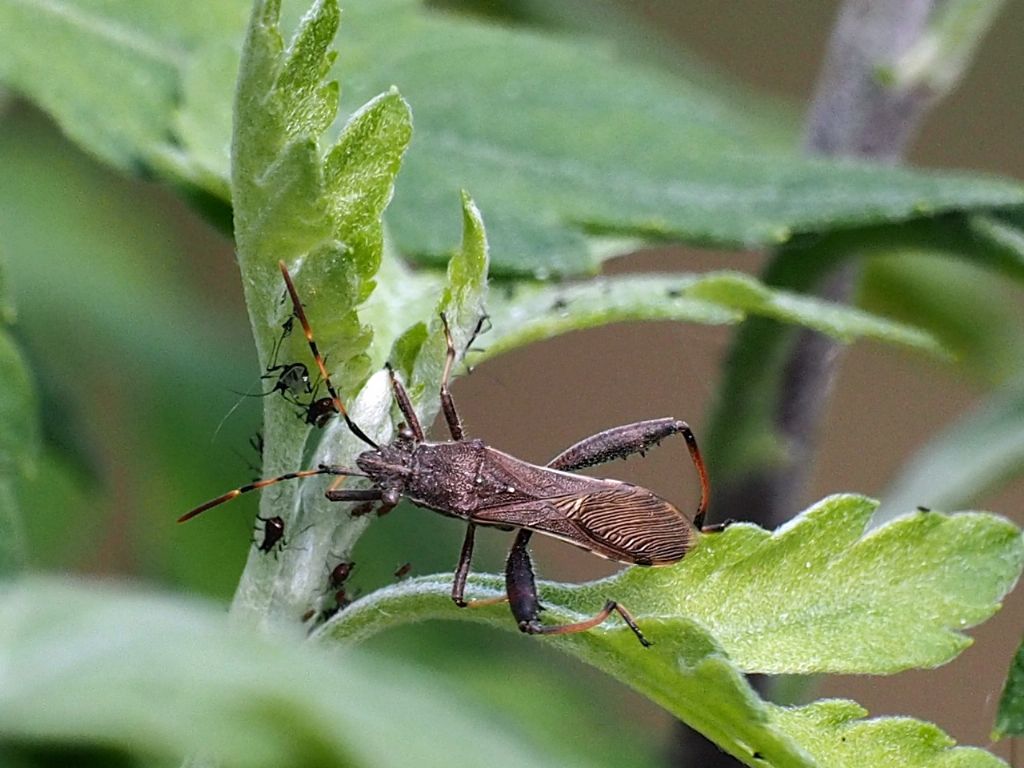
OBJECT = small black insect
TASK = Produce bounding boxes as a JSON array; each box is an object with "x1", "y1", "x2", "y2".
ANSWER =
[
  {"x1": 182, "y1": 261, "x2": 713, "y2": 647},
  {"x1": 303, "y1": 395, "x2": 338, "y2": 428},
  {"x1": 393, "y1": 562, "x2": 412, "y2": 580},
  {"x1": 240, "y1": 315, "x2": 314, "y2": 407},
  {"x1": 329, "y1": 560, "x2": 355, "y2": 587},
  {"x1": 263, "y1": 362, "x2": 313, "y2": 403},
  {"x1": 249, "y1": 431, "x2": 265, "y2": 459},
  {"x1": 317, "y1": 560, "x2": 358, "y2": 621},
  {"x1": 254, "y1": 515, "x2": 286, "y2": 554}
]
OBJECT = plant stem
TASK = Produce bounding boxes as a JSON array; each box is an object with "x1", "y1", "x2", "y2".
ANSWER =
[{"x1": 672, "y1": 1, "x2": 1005, "y2": 766}]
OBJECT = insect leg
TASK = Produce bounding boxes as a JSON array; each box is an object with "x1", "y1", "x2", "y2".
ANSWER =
[
  {"x1": 438, "y1": 313, "x2": 465, "y2": 440},
  {"x1": 505, "y1": 529, "x2": 651, "y2": 647},
  {"x1": 385, "y1": 364, "x2": 424, "y2": 441},
  {"x1": 546, "y1": 418, "x2": 710, "y2": 530},
  {"x1": 324, "y1": 488, "x2": 383, "y2": 503},
  {"x1": 451, "y1": 523, "x2": 476, "y2": 606},
  {"x1": 278, "y1": 261, "x2": 378, "y2": 449},
  {"x1": 324, "y1": 482, "x2": 398, "y2": 521},
  {"x1": 449, "y1": 523, "x2": 510, "y2": 608}
]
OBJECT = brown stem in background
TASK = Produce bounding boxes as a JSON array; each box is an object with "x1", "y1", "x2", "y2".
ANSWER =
[{"x1": 671, "y1": 0, "x2": 1006, "y2": 765}]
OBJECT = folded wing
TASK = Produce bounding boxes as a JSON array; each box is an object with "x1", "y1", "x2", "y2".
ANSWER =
[{"x1": 474, "y1": 484, "x2": 695, "y2": 565}]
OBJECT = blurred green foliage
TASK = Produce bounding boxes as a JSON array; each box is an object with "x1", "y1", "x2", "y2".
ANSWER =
[{"x1": 0, "y1": 0, "x2": 1022, "y2": 766}]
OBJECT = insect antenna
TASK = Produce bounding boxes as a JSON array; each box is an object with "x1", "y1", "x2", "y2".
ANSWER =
[
  {"x1": 177, "y1": 466, "x2": 367, "y2": 523},
  {"x1": 278, "y1": 261, "x2": 379, "y2": 449}
]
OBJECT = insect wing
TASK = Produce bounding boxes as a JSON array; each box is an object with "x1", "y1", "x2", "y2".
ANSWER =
[
  {"x1": 475, "y1": 483, "x2": 694, "y2": 566},
  {"x1": 555, "y1": 486, "x2": 694, "y2": 565}
]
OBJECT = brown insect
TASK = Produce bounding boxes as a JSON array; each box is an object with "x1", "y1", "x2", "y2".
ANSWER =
[
  {"x1": 181, "y1": 261, "x2": 711, "y2": 646},
  {"x1": 393, "y1": 561, "x2": 412, "y2": 580},
  {"x1": 254, "y1": 515, "x2": 286, "y2": 555}
]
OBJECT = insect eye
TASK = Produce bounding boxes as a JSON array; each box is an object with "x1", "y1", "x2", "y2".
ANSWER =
[{"x1": 398, "y1": 424, "x2": 415, "y2": 441}]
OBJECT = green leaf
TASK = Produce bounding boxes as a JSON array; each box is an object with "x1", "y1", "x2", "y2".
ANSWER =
[
  {"x1": 2, "y1": 1, "x2": 1022, "y2": 275},
  {"x1": 475, "y1": 271, "x2": 946, "y2": 365},
  {"x1": 0, "y1": 479, "x2": 25, "y2": 577},
  {"x1": 409, "y1": 192, "x2": 490, "y2": 390},
  {"x1": 861, "y1": 253, "x2": 1024, "y2": 385},
  {"x1": 314, "y1": 498, "x2": 1019, "y2": 764},
  {"x1": 0, "y1": 577, "x2": 578, "y2": 768},
  {"x1": 615, "y1": 497, "x2": 1023, "y2": 675},
  {"x1": 707, "y1": 218, "x2": 1024, "y2": 485},
  {"x1": 876, "y1": 379, "x2": 1024, "y2": 525},
  {"x1": 223, "y1": 0, "x2": 491, "y2": 635},
  {"x1": 0, "y1": 0, "x2": 231, "y2": 170},
  {"x1": 995, "y1": 634, "x2": 1024, "y2": 738},
  {"x1": 772, "y1": 699, "x2": 1007, "y2": 768},
  {"x1": 0, "y1": 328, "x2": 36, "y2": 577},
  {"x1": 969, "y1": 210, "x2": 1024, "y2": 281},
  {"x1": 224, "y1": 0, "x2": 421, "y2": 633},
  {"x1": 0, "y1": 251, "x2": 37, "y2": 578},
  {"x1": 0, "y1": 107, "x2": 264, "y2": 593},
  {"x1": 318, "y1": 497, "x2": 1022, "y2": 675},
  {"x1": 317, "y1": 580, "x2": 818, "y2": 768},
  {"x1": 277, "y1": 194, "x2": 491, "y2": 625},
  {"x1": 0, "y1": 327, "x2": 36, "y2": 481}
]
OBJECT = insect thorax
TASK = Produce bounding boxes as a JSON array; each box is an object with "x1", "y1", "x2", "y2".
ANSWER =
[{"x1": 398, "y1": 440, "x2": 490, "y2": 518}]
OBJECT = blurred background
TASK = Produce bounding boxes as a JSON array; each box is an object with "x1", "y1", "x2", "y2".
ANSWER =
[{"x1": 0, "y1": 0, "x2": 1021, "y2": 765}]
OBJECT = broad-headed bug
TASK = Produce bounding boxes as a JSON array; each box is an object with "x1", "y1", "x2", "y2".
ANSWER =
[{"x1": 181, "y1": 261, "x2": 711, "y2": 647}]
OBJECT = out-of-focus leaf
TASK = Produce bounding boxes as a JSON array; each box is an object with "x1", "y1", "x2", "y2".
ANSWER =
[
  {"x1": 0, "y1": 107, "x2": 256, "y2": 592},
  {"x1": 0, "y1": 328, "x2": 37, "y2": 481},
  {"x1": 994, "y1": 633, "x2": 1024, "y2": 739},
  {"x1": 969, "y1": 212, "x2": 1024, "y2": 280},
  {"x1": 0, "y1": 577, "x2": 580, "y2": 768},
  {"x1": 708, "y1": 214, "x2": 1024, "y2": 485},
  {"x1": 0, "y1": 480, "x2": 24, "y2": 577},
  {"x1": 876, "y1": 379, "x2": 1024, "y2": 524},
  {"x1": 2, "y1": 0, "x2": 1023, "y2": 275},
  {"x1": 773, "y1": 699, "x2": 1006, "y2": 768},
  {"x1": 0, "y1": 0, "x2": 245, "y2": 173},
  {"x1": 0, "y1": 243, "x2": 37, "y2": 577},
  {"x1": 0, "y1": 328, "x2": 35, "y2": 576},
  {"x1": 861, "y1": 254, "x2": 1024, "y2": 385},
  {"x1": 319, "y1": 586, "x2": 817, "y2": 767}
]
